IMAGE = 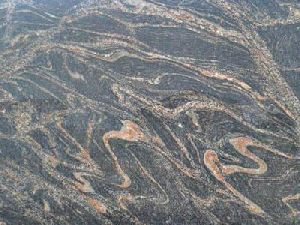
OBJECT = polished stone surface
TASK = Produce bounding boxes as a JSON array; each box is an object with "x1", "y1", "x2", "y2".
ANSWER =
[{"x1": 0, "y1": 0, "x2": 300, "y2": 224}]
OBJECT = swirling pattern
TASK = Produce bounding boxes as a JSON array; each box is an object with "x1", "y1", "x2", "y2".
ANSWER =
[{"x1": 0, "y1": 0, "x2": 299, "y2": 224}]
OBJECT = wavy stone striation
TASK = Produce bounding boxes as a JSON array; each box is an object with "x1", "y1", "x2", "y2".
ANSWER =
[{"x1": 0, "y1": 0, "x2": 299, "y2": 224}]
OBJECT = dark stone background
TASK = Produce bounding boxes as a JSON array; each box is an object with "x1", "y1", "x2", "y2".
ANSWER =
[{"x1": 0, "y1": 0, "x2": 299, "y2": 224}]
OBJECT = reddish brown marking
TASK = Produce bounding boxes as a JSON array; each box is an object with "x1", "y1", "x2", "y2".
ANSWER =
[
  {"x1": 103, "y1": 120, "x2": 146, "y2": 142},
  {"x1": 222, "y1": 137, "x2": 267, "y2": 175},
  {"x1": 79, "y1": 148, "x2": 94, "y2": 165},
  {"x1": 204, "y1": 137, "x2": 268, "y2": 216},
  {"x1": 74, "y1": 172, "x2": 94, "y2": 193},
  {"x1": 86, "y1": 120, "x2": 94, "y2": 147},
  {"x1": 87, "y1": 198, "x2": 107, "y2": 214},
  {"x1": 204, "y1": 150, "x2": 224, "y2": 181},
  {"x1": 117, "y1": 194, "x2": 134, "y2": 211},
  {"x1": 102, "y1": 120, "x2": 146, "y2": 188},
  {"x1": 282, "y1": 193, "x2": 300, "y2": 216},
  {"x1": 57, "y1": 122, "x2": 97, "y2": 168}
]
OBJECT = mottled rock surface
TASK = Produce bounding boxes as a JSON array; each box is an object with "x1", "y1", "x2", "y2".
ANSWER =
[{"x1": 0, "y1": 0, "x2": 299, "y2": 224}]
